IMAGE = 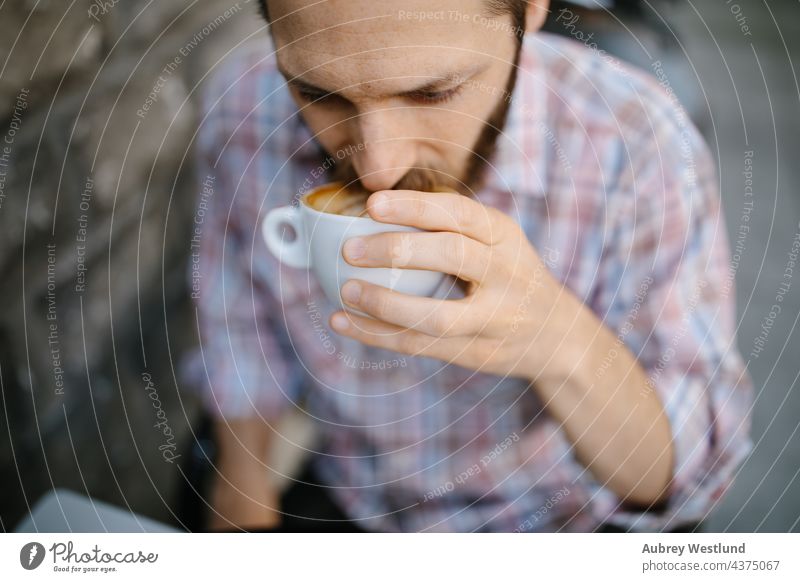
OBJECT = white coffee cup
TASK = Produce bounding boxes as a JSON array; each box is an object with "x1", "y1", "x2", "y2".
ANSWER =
[{"x1": 262, "y1": 182, "x2": 445, "y2": 310}]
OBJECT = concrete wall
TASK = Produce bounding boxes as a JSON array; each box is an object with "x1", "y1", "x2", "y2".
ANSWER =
[{"x1": 0, "y1": 0, "x2": 262, "y2": 529}]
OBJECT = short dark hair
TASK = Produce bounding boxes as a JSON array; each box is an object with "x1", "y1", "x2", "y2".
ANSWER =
[{"x1": 257, "y1": 1, "x2": 528, "y2": 40}]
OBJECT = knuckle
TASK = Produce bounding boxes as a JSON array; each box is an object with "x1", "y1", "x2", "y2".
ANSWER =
[
  {"x1": 377, "y1": 232, "x2": 396, "y2": 259},
  {"x1": 489, "y1": 247, "x2": 518, "y2": 281},
  {"x1": 412, "y1": 195, "x2": 429, "y2": 221},
  {"x1": 453, "y1": 199, "x2": 474, "y2": 234},
  {"x1": 469, "y1": 294, "x2": 503, "y2": 333},
  {"x1": 389, "y1": 232, "x2": 414, "y2": 267},
  {"x1": 493, "y1": 308, "x2": 514, "y2": 333},
  {"x1": 461, "y1": 303, "x2": 486, "y2": 336},
  {"x1": 436, "y1": 304, "x2": 474, "y2": 338},
  {"x1": 428, "y1": 306, "x2": 453, "y2": 337},
  {"x1": 397, "y1": 331, "x2": 420, "y2": 355},
  {"x1": 442, "y1": 233, "x2": 465, "y2": 266},
  {"x1": 358, "y1": 285, "x2": 379, "y2": 314},
  {"x1": 475, "y1": 245, "x2": 493, "y2": 279},
  {"x1": 486, "y1": 207, "x2": 510, "y2": 242},
  {"x1": 475, "y1": 337, "x2": 503, "y2": 363},
  {"x1": 371, "y1": 290, "x2": 392, "y2": 319}
]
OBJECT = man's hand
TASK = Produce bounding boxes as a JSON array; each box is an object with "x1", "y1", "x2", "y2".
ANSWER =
[
  {"x1": 329, "y1": 189, "x2": 572, "y2": 384},
  {"x1": 208, "y1": 418, "x2": 282, "y2": 532},
  {"x1": 330, "y1": 189, "x2": 673, "y2": 506}
]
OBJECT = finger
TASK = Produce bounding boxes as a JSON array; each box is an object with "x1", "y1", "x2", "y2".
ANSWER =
[
  {"x1": 342, "y1": 231, "x2": 492, "y2": 284},
  {"x1": 329, "y1": 309, "x2": 468, "y2": 361},
  {"x1": 339, "y1": 278, "x2": 484, "y2": 338},
  {"x1": 365, "y1": 190, "x2": 509, "y2": 246}
]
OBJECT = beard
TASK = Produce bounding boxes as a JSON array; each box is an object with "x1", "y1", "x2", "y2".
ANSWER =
[
  {"x1": 317, "y1": 46, "x2": 522, "y2": 295},
  {"x1": 329, "y1": 45, "x2": 522, "y2": 200}
]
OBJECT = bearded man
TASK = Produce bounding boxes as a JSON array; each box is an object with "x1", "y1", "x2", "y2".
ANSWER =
[{"x1": 192, "y1": 0, "x2": 752, "y2": 532}]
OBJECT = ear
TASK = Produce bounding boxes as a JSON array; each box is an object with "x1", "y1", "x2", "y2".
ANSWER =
[{"x1": 525, "y1": 0, "x2": 550, "y2": 33}]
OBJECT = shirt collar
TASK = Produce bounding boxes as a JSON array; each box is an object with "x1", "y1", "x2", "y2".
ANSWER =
[{"x1": 484, "y1": 33, "x2": 549, "y2": 199}]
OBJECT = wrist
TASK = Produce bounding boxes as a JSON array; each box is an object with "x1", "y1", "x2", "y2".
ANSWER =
[
  {"x1": 213, "y1": 417, "x2": 270, "y2": 464},
  {"x1": 525, "y1": 292, "x2": 593, "y2": 388}
]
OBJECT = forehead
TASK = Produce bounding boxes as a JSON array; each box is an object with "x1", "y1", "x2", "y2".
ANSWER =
[{"x1": 269, "y1": 0, "x2": 512, "y2": 82}]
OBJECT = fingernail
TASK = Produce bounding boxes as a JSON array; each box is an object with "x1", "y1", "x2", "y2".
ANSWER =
[
  {"x1": 341, "y1": 280, "x2": 362, "y2": 304},
  {"x1": 343, "y1": 237, "x2": 365, "y2": 260},
  {"x1": 331, "y1": 312, "x2": 350, "y2": 331},
  {"x1": 369, "y1": 192, "x2": 390, "y2": 217}
]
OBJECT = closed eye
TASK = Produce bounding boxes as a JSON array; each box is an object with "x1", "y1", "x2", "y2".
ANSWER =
[
  {"x1": 406, "y1": 84, "x2": 464, "y2": 105},
  {"x1": 296, "y1": 86, "x2": 339, "y2": 104},
  {"x1": 292, "y1": 80, "x2": 466, "y2": 107}
]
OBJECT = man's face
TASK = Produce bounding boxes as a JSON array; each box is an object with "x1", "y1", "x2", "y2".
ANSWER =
[{"x1": 269, "y1": 0, "x2": 521, "y2": 194}]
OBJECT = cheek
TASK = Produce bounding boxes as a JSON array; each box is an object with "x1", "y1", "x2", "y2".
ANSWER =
[{"x1": 419, "y1": 103, "x2": 495, "y2": 159}]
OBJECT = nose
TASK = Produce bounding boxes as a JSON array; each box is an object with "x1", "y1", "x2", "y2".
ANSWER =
[{"x1": 351, "y1": 106, "x2": 415, "y2": 192}]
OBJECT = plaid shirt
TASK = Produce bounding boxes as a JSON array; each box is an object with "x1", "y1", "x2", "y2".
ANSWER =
[{"x1": 190, "y1": 32, "x2": 752, "y2": 532}]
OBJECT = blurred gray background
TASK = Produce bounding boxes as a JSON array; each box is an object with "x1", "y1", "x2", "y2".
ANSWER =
[{"x1": 0, "y1": 0, "x2": 797, "y2": 532}]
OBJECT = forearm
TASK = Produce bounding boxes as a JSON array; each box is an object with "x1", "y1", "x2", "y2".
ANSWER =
[
  {"x1": 214, "y1": 416, "x2": 272, "y2": 470},
  {"x1": 210, "y1": 416, "x2": 282, "y2": 530},
  {"x1": 531, "y1": 293, "x2": 673, "y2": 506}
]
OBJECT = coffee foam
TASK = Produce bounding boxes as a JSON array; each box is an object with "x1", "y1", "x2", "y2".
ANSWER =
[{"x1": 304, "y1": 183, "x2": 370, "y2": 217}]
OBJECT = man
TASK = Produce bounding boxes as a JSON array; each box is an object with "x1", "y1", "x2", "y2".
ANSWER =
[{"x1": 192, "y1": 0, "x2": 752, "y2": 532}]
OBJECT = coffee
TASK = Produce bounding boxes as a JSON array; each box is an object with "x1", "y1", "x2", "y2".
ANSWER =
[
  {"x1": 263, "y1": 181, "x2": 446, "y2": 308},
  {"x1": 305, "y1": 182, "x2": 370, "y2": 217},
  {"x1": 305, "y1": 181, "x2": 460, "y2": 217}
]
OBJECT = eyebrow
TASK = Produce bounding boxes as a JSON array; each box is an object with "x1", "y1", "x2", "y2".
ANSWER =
[{"x1": 277, "y1": 63, "x2": 486, "y2": 100}]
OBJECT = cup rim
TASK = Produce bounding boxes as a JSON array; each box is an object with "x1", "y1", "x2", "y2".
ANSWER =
[{"x1": 299, "y1": 181, "x2": 376, "y2": 221}]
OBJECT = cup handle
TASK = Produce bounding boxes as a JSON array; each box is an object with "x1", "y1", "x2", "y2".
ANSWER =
[{"x1": 262, "y1": 205, "x2": 310, "y2": 269}]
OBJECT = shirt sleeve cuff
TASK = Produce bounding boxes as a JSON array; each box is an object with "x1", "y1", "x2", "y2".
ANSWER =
[{"x1": 586, "y1": 375, "x2": 752, "y2": 531}]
